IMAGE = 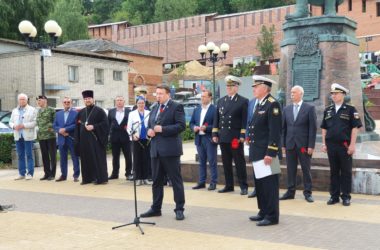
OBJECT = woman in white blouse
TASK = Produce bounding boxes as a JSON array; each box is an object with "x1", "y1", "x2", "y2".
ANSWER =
[{"x1": 127, "y1": 97, "x2": 151, "y2": 185}]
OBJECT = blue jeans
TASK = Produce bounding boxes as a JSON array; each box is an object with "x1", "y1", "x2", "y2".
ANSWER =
[
  {"x1": 196, "y1": 136, "x2": 218, "y2": 184},
  {"x1": 58, "y1": 140, "x2": 80, "y2": 178},
  {"x1": 15, "y1": 138, "x2": 34, "y2": 176}
]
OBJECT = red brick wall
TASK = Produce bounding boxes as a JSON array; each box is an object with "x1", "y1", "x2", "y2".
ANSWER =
[
  {"x1": 311, "y1": 0, "x2": 380, "y2": 52},
  {"x1": 89, "y1": 1, "x2": 380, "y2": 65},
  {"x1": 89, "y1": 6, "x2": 295, "y2": 65}
]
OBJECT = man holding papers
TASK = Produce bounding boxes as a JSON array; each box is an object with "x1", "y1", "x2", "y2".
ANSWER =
[{"x1": 247, "y1": 75, "x2": 282, "y2": 226}]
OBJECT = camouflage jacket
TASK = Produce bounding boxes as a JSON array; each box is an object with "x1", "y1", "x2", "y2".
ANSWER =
[{"x1": 37, "y1": 106, "x2": 56, "y2": 140}]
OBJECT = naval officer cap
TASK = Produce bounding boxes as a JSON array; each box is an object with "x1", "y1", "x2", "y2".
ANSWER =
[
  {"x1": 225, "y1": 75, "x2": 242, "y2": 86},
  {"x1": 330, "y1": 83, "x2": 349, "y2": 94},
  {"x1": 252, "y1": 75, "x2": 277, "y2": 87}
]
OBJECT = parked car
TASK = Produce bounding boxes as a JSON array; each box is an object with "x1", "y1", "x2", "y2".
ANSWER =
[
  {"x1": 0, "y1": 111, "x2": 11, "y2": 126},
  {"x1": 182, "y1": 101, "x2": 200, "y2": 123},
  {"x1": 173, "y1": 91, "x2": 193, "y2": 103},
  {"x1": 0, "y1": 122, "x2": 12, "y2": 134}
]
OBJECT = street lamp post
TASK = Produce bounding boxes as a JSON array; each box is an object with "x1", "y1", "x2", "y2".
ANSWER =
[
  {"x1": 198, "y1": 42, "x2": 229, "y2": 104},
  {"x1": 18, "y1": 20, "x2": 62, "y2": 96}
]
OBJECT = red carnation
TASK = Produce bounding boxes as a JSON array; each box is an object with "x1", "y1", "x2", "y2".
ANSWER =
[
  {"x1": 231, "y1": 138, "x2": 239, "y2": 149},
  {"x1": 77, "y1": 119, "x2": 81, "y2": 124},
  {"x1": 203, "y1": 122, "x2": 208, "y2": 126},
  {"x1": 343, "y1": 141, "x2": 348, "y2": 148},
  {"x1": 300, "y1": 147, "x2": 306, "y2": 154}
]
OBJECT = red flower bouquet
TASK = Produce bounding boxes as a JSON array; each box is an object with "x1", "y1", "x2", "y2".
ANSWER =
[{"x1": 231, "y1": 138, "x2": 239, "y2": 149}]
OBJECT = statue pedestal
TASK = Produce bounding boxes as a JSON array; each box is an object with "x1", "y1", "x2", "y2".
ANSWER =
[{"x1": 279, "y1": 16, "x2": 376, "y2": 140}]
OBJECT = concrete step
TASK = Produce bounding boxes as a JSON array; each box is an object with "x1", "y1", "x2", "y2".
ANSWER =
[{"x1": 181, "y1": 161, "x2": 380, "y2": 194}]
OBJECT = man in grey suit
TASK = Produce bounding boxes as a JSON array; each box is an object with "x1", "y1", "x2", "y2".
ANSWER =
[
  {"x1": 280, "y1": 85, "x2": 317, "y2": 202},
  {"x1": 140, "y1": 85, "x2": 186, "y2": 220}
]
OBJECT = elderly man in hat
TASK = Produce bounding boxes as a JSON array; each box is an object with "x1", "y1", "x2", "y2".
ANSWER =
[
  {"x1": 36, "y1": 95, "x2": 57, "y2": 181},
  {"x1": 75, "y1": 90, "x2": 109, "y2": 185},
  {"x1": 321, "y1": 83, "x2": 362, "y2": 206},
  {"x1": 212, "y1": 75, "x2": 249, "y2": 195},
  {"x1": 247, "y1": 75, "x2": 282, "y2": 226}
]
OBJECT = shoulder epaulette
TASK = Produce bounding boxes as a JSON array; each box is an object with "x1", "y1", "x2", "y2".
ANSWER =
[{"x1": 268, "y1": 96, "x2": 275, "y2": 103}]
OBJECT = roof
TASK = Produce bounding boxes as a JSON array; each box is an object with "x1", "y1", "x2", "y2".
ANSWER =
[
  {"x1": 88, "y1": 21, "x2": 129, "y2": 29},
  {"x1": 59, "y1": 39, "x2": 160, "y2": 58},
  {"x1": 0, "y1": 38, "x2": 131, "y2": 63}
]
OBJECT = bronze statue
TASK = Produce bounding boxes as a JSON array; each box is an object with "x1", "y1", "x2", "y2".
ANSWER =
[{"x1": 286, "y1": 0, "x2": 344, "y2": 20}]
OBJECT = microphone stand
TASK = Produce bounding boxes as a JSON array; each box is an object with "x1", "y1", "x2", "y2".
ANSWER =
[{"x1": 112, "y1": 111, "x2": 154, "y2": 234}]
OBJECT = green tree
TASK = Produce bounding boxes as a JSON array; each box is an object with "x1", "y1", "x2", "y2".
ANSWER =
[
  {"x1": 49, "y1": 0, "x2": 89, "y2": 43},
  {"x1": 196, "y1": 0, "x2": 232, "y2": 15},
  {"x1": 256, "y1": 25, "x2": 277, "y2": 60},
  {"x1": 82, "y1": 0, "x2": 93, "y2": 16},
  {"x1": 230, "y1": 0, "x2": 295, "y2": 12},
  {"x1": 154, "y1": 0, "x2": 197, "y2": 22},
  {"x1": 0, "y1": 0, "x2": 56, "y2": 40},
  {"x1": 89, "y1": 0, "x2": 123, "y2": 24},
  {"x1": 229, "y1": 61, "x2": 256, "y2": 77},
  {"x1": 112, "y1": 0, "x2": 156, "y2": 25}
]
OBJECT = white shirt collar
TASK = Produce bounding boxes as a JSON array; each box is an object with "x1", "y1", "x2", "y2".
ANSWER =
[{"x1": 293, "y1": 100, "x2": 303, "y2": 107}]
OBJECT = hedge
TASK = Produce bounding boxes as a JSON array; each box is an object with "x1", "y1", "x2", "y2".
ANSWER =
[
  {"x1": 0, "y1": 134, "x2": 14, "y2": 163},
  {"x1": 182, "y1": 123, "x2": 195, "y2": 141}
]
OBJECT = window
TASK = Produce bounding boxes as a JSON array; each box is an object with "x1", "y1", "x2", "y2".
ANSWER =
[
  {"x1": 95, "y1": 100, "x2": 104, "y2": 107},
  {"x1": 362, "y1": 0, "x2": 366, "y2": 13},
  {"x1": 68, "y1": 66, "x2": 79, "y2": 82},
  {"x1": 348, "y1": 0, "x2": 352, "y2": 11},
  {"x1": 72, "y1": 99, "x2": 79, "y2": 107},
  {"x1": 113, "y1": 70, "x2": 122, "y2": 81},
  {"x1": 95, "y1": 68, "x2": 104, "y2": 85},
  {"x1": 377, "y1": 2, "x2": 380, "y2": 16}
]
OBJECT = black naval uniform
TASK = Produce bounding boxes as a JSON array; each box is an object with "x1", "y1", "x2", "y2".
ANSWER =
[
  {"x1": 321, "y1": 103, "x2": 362, "y2": 201},
  {"x1": 247, "y1": 94, "x2": 282, "y2": 224},
  {"x1": 212, "y1": 94, "x2": 248, "y2": 192}
]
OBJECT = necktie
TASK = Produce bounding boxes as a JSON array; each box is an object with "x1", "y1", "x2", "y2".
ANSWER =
[
  {"x1": 160, "y1": 104, "x2": 165, "y2": 113},
  {"x1": 293, "y1": 104, "x2": 299, "y2": 121},
  {"x1": 253, "y1": 101, "x2": 259, "y2": 114}
]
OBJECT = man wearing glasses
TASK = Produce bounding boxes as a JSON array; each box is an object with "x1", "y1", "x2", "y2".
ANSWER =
[{"x1": 53, "y1": 97, "x2": 80, "y2": 182}]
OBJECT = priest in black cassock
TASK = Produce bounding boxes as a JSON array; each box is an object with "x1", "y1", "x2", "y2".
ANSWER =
[{"x1": 75, "y1": 90, "x2": 109, "y2": 185}]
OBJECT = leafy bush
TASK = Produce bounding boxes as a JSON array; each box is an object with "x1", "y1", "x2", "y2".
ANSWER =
[
  {"x1": 0, "y1": 134, "x2": 14, "y2": 163},
  {"x1": 182, "y1": 124, "x2": 195, "y2": 141}
]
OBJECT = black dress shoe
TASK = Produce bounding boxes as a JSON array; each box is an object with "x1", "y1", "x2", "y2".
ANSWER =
[
  {"x1": 108, "y1": 175, "x2": 118, "y2": 180},
  {"x1": 249, "y1": 215, "x2": 264, "y2": 221},
  {"x1": 208, "y1": 183, "x2": 217, "y2": 190},
  {"x1": 240, "y1": 189, "x2": 248, "y2": 195},
  {"x1": 327, "y1": 197, "x2": 340, "y2": 205},
  {"x1": 192, "y1": 183, "x2": 206, "y2": 189},
  {"x1": 256, "y1": 219, "x2": 278, "y2": 226},
  {"x1": 140, "y1": 209, "x2": 162, "y2": 218},
  {"x1": 175, "y1": 210, "x2": 185, "y2": 220},
  {"x1": 47, "y1": 176, "x2": 55, "y2": 181},
  {"x1": 342, "y1": 199, "x2": 351, "y2": 206},
  {"x1": 40, "y1": 176, "x2": 49, "y2": 181},
  {"x1": 80, "y1": 181, "x2": 91, "y2": 185},
  {"x1": 248, "y1": 189, "x2": 257, "y2": 198},
  {"x1": 55, "y1": 176, "x2": 67, "y2": 182},
  {"x1": 218, "y1": 186, "x2": 234, "y2": 193},
  {"x1": 305, "y1": 195, "x2": 314, "y2": 203},
  {"x1": 279, "y1": 192, "x2": 295, "y2": 200}
]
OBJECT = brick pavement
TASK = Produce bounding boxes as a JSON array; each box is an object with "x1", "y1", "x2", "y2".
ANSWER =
[{"x1": 1, "y1": 143, "x2": 380, "y2": 250}]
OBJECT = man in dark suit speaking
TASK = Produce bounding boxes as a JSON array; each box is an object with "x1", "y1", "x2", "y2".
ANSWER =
[
  {"x1": 140, "y1": 85, "x2": 186, "y2": 220},
  {"x1": 280, "y1": 85, "x2": 317, "y2": 202}
]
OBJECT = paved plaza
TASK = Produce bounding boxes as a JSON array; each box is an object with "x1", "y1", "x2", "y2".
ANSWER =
[{"x1": 1, "y1": 142, "x2": 380, "y2": 250}]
